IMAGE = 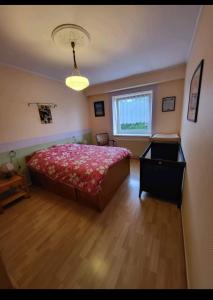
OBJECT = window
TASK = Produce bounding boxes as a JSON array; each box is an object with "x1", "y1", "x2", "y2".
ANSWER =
[{"x1": 112, "y1": 90, "x2": 153, "y2": 136}]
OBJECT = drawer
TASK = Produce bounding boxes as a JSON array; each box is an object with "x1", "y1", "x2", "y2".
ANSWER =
[
  {"x1": 0, "y1": 179, "x2": 23, "y2": 192},
  {"x1": 10, "y1": 181, "x2": 22, "y2": 188},
  {"x1": 0, "y1": 186, "x2": 10, "y2": 194}
]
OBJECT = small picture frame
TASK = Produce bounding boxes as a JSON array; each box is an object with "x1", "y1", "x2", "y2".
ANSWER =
[
  {"x1": 162, "y1": 96, "x2": 176, "y2": 112},
  {"x1": 187, "y1": 59, "x2": 204, "y2": 122},
  {"x1": 94, "y1": 101, "x2": 105, "y2": 117}
]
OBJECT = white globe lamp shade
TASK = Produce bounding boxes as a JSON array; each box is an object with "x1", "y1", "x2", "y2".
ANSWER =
[{"x1": 65, "y1": 75, "x2": 89, "y2": 91}]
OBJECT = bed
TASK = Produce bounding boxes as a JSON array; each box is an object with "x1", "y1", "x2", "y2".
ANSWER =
[{"x1": 26, "y1": 143, "x2": 131, "y2": 212}]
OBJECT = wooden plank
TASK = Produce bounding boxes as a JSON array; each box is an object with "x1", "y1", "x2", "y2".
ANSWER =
[{"x1": 0, "y1": 159, "x2": 187, "y2": 289}]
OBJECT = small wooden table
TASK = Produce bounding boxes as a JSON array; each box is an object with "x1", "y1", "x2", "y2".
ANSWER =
[{"x1": 0, "y1": 175, "x2": 30, "y2": 213}]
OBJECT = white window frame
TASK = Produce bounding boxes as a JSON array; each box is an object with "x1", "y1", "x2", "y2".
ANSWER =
[{"x1": 112, "y1": 90, "x2": 153, "y2": 137}]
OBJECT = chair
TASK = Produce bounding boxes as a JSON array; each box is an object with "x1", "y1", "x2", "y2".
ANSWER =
[
  {"x1": 0, "y1": 253, "x2": 16, "y2": 289},
  {"x1": 96, "y1": 133, "x2": 117, "y2": 146}
]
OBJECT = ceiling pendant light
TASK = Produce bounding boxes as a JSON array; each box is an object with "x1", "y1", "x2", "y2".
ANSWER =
[
  {"x1": 65, "y1": 41, "x2": 89, "y2": 91},
  {"x1": 51, "y1": 24, "x2": 90, "y2": 92}
]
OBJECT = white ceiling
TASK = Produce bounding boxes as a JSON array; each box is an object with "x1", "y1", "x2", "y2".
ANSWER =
[{"x1": 0, "y1": 5, "x2": 201, "y2": 85}]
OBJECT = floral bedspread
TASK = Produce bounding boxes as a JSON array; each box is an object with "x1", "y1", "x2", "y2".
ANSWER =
[{"x1": 27, "y1": 143, "x2": 131, "y2": 196}]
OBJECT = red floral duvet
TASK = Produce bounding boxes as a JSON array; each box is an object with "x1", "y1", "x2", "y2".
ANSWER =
[{"x1": 27, "y1": 143, "x2": 131, "y2": 196}]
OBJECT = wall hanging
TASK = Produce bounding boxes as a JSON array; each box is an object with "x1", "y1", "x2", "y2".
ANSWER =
[
  {"x1": 38, "y1": 105, "x2": 52, "y2": 124},
  {"x1": 28, "y1": 102, "x2": 57, "y2": 124},
  {"x1": 162, "y1": 96, "x2": 176, "y2": 112},
  {"x1": 187, "y1": 59, "x2": 204, "y2": 122}
]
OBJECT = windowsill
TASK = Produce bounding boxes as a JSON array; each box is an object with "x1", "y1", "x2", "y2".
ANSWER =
[{"x1": 113, "y1": 134, "x2": 152, "y2": 138}]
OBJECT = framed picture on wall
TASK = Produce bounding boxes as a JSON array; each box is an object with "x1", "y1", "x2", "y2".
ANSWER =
[
  {"x1": 162, "y1": 96, "x2": 176, "y2": 112},
  {"x1": 187, "y1": 59, "x2": 204, "y2": 122},
  {"x1": 94, "y1": 101, "x2": 105, "y2": 117}
]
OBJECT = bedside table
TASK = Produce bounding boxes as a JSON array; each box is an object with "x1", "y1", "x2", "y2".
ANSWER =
[{"x1": 0, "y1": 175, "x2": 30, "y2": 213}]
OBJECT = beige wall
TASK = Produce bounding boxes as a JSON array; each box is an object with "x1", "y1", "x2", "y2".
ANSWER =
[
  {"x1": 88, "y1": 79, "x2": 184, "y2": 157},
  {"x1": 0, "y1": 64, "x2": 90, "y2": 143},
  {"x1": 85, "y1": 63, "x2": 185, "y2": 96},
  {"x1": 152, "y1": 80, "x2": 184, "y2": 134},
  {"x1": 180, "y1": 6, "x2": 213, "y2": 288}
]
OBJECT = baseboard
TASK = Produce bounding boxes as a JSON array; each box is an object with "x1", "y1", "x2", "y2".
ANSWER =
[{"x1": 181, "y1": 208, "x2": 190, "y2": 289}]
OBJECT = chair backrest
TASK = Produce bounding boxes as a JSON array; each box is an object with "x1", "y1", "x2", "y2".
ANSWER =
[
  {"x1": 96, "y1": 133, "x2": 109, "y2": 146},
  {"x1": 0, "y1": 253, "x2": 16, "y2": 289}
]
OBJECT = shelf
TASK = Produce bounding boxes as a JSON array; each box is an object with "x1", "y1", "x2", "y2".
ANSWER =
[{"x1": 1, "y1": 191, "x2": 26, "y2": 207}]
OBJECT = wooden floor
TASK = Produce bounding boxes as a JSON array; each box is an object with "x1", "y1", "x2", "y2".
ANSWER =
[{"x1": 0, "y1": 159, "x2": 186, "y2": 289}]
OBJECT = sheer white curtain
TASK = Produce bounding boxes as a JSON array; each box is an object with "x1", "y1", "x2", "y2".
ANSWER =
[{"x1": 112, "y1": 91, "x2": 153, "y2": 136}]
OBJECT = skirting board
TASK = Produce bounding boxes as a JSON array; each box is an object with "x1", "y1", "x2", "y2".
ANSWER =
[{"x1": 181, "y1": 209, "x2": 190, "y2": 289}]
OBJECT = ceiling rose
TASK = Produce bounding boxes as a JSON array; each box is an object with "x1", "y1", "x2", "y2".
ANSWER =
[{"x1": 51, "y1": 23, "x2": 91, "y2": 49}]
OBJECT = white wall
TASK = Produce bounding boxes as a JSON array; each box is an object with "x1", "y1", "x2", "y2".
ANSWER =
[
  {"x1": 0, "y1": 64, "x2": 90, "y2": 144},
  {"x1": 180, "y1": 5, "x2": 213, "y2": 288}
]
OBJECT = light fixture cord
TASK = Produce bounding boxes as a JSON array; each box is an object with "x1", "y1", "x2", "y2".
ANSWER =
[{"x1": 71, "y1": 41, "x2": 78, "y2": 69}]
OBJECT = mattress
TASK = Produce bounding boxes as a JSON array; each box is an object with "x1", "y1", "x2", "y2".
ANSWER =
[{"x1": 151, "y1": 133, "x2": 180, "y2": 143}]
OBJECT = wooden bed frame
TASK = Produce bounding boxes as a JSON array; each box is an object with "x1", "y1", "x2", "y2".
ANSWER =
[{"x1": 25, "y1": 154, "x2": 130, "y2": 212}]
